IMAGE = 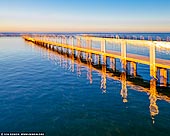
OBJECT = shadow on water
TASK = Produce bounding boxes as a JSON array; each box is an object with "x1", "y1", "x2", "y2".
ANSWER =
[{"x1": 25, "y1": 40, "x2": 170, "y2": 124}]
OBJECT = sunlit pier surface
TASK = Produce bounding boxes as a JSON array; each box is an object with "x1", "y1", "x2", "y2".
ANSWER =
[{"x1": 23, "y1": 34, "x2": 170, "y2": 85}]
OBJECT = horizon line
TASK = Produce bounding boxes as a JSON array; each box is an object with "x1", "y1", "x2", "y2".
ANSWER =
[{"x1": 1, "y1": 31, "x2": 170, "y2": 34}]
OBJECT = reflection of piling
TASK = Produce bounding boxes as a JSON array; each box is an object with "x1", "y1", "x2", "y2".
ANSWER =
[
  {"x1": 149, "y1": 78, "x2": 159, "y2": 124},
  {"x1": 87, "y1": 61, "x2": 93, "y2": 84},
  {"x1": 71, "y1": 54, "x2": 74, "y2": 72},
  {"x1": 101, "y1": 65, "x2": 106, "y2": 93},
  {"x1": 77, "y1": 55, "x2": 81, "y2": 76},
  {"x1": 120, "y1": 72, "x2": 128, "y2": 103}
]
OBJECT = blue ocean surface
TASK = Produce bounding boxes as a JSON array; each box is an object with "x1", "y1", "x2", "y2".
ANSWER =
[{"x1": 0, "y1": 35, "x2": 170, "y2": 136}]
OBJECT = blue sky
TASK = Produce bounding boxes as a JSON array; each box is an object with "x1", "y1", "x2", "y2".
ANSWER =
[{"x1": 0, "y1": 0, "x2": 170, "y2": 32}]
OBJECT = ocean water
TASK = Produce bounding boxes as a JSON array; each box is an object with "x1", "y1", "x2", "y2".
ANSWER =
[{"x1": 0, "y1": 36, "x2": 170, "y2": 136}]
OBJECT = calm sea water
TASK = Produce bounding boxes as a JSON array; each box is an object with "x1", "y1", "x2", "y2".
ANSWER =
[{"x1": 0, "y1": 36, "x2": 170, "y2": 136}]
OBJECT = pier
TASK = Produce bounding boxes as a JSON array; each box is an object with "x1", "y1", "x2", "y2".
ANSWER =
[
  {"x1": 23, "y1": 34, "x2": 170, "y2": 87},
  {"x1": 26, "y1": 40, "x2": 170, "y2": 123}
]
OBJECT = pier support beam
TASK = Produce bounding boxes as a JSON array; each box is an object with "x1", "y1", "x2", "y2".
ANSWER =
[
  {"x1": 85, "y1": 52, "x2": 88, "y2": 61},
  {"x1": 94, "y1": 54, "x2": 98, "y2": 64},
  {"x1": 95, "y1": 55, "x2": 99, "y2": 65},
  {"x1": 100, "y1": 39, "x2": 106, "y2": 65},
  {"x1": 103, "y1": 55, "x2": 106, "y2": 65},
  {"x1": 130, "y1": 62, "x2": 137, "y2": 77},
  {"x1": 71, "y1": 37, "x2": 74, "y2": 56},
  {"x1": 76, "y1": 37, "x2": 81, "y2": 59},
  {"x1": 150, "y1": 44, "x2": 157, "y2": 78},
  {"x1": 51, "y1": 45, "x2": 53, "y2": 50},
  {"x1": 160, "y1": 68, "x2": 167, "y2": 86},
  {"x1": 120, "y1": 40, "x2": 127, "y2": 102},
  {"x1": 85, "y1": 38, "x2": 92, "y2": 62},
  {"x1": 89, "y1": 53, "x2": 92, "y2": 62},
  {"x1": 110, "y1": 58, "x2": 116, "y2": 72},
  {"x1": 64, "y1": 37, "x2": 68, "y2": 54},
  {"x1": 121, "y1": 40, "x2": 126, "y2": 59},
  {"x1": 77, "y1": 51, "x2": 81, "y2": 60},
  {"x1": 46, "y1": 44, "x2": 48, "y2": 48},
  {"x1": 49, "y1": 44, "x2": 51, "y2": 49},
  {"x1": 121, "y1": 40, "x2": 127, "y2": 72}
]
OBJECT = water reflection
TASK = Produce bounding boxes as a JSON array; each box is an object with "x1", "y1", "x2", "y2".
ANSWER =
[
  {"x1": 26, "y1": 41, "x2": 169, "y2": 124},
  {"x1": 149, "y1": 78, "x2": 159, "y2": 124},
  {"x1": 101, "y1": 65, "x2": 106, "y2": 93},
  {"x1": 70, "y1": 54, "x2": 74, "y2": 72},
  {"x1": 77, "y1": 58, "x2": 81, "y2": 77},
  {"x1": 120, "y1": 72, "x2": 128, "y2": 103},
  {"x1": 87, "y1": 61, "x2": 93, "y2": 84}
]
